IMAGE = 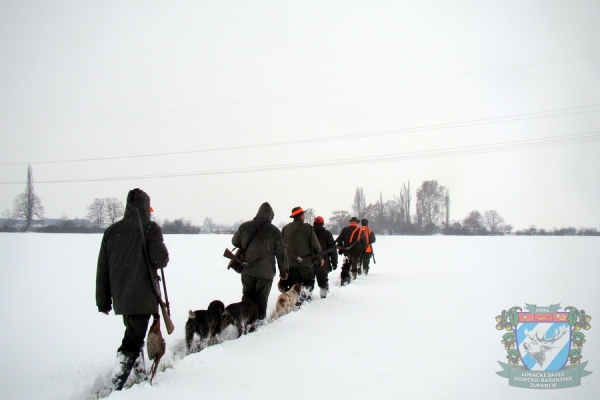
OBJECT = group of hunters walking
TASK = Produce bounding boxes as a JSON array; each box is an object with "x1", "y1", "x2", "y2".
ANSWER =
[{"x1": 96, "y1": 189, "x2": 375, "y2": 392}]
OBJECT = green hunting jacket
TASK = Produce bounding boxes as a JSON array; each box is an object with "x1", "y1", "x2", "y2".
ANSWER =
[
  {"x1": 282, "y1": 219, "x2": 322, "y2": 268},
  {"x1": 232, "y1": 202, "x2": 288, "y2": 280}
]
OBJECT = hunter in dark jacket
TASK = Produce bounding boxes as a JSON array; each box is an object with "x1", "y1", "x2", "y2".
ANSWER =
[
  {"x1": 335, "y1": 216, "x2": 367, "y2": 280},
  {"x1": 232, "y1": 202, "x2": 288, "y2": 320},
  {"x1": 313, "y1": 216, "x2": 338, "y2": 298},
  {"x1": 281, "y1": 207, "x2": 322, "y2": 304},
  {"x1": 96, "y1": 188, "x2": 169, "y2": 391}
]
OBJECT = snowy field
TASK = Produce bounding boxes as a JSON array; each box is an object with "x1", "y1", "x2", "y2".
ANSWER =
[{"x1": 0, "y1": 233, "x2": 598, "y2": 400}]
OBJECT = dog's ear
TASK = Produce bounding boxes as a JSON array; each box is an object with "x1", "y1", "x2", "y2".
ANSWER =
[{"x1": 189, "y1": 310, "x2": 196, "y2": 319}]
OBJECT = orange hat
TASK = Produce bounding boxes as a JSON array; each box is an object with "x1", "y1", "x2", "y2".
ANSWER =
[
  {"x1": 314, "y1": 216, "x2": 324, "y2": 224},
  {"x1": 290, "y1": 207, "x2": 304, "y2": 218}
]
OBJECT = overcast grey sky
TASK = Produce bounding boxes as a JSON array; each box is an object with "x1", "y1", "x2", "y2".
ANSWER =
[{"x1": 1, "y1": 1, "x2": 599, "y2": 230}]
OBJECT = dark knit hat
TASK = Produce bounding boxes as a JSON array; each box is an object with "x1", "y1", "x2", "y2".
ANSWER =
[{"x1": 361, "y1": 218, "x2": 368, "y2": 226}]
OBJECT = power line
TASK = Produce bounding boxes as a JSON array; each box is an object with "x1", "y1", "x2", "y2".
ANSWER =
[
  {"x1": 1, "y1": 54, "x2": 598, "y2": 130},
  {"x1": 2, "y1": 104, "x2": 599, "y2": 166},
  {"x1": 2, "y1": 131, "x2": 598, "y2": 185}
]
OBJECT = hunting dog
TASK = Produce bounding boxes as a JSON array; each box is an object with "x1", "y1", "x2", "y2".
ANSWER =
[
  {"x1": 340, "y1": 258, "x2": 352, "y2": 286},
  {"x1": 221, "y1": 301, "x2": 259, "y2": 339},
  {"x1": 277, "y1": 277, "x2": 294, "y2": 294},
  {"x1": 185, "y1": 300, "x2": 225, "y2": 353},
  {"x1": 271, "y1": 283, "x2": 303, "y2": 320}
]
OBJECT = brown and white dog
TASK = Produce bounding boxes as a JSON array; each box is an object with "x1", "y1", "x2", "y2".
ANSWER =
[{"x1": 271, "y1": 283, "x2": 303, "y2": 320}]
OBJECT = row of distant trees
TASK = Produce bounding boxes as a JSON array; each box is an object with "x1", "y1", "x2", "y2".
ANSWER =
[
  {"x1": 2, "y1": 166, "x2": 599, "y2": 236},
  {"x1": 323, "y1": 181, "x2": 513, "y2": 236}
]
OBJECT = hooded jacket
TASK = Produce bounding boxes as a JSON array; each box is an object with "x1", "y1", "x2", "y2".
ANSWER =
[
  {"x1": 232, "y1": 202, "x2": 288, "y2": 280},
  {"x1": 96, "y1": 189, "x2": 169, "y2": 315}
]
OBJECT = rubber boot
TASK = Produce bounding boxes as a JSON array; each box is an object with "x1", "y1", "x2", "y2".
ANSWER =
[
  {"x1": 132, "y1": 350, "x2": 148, "y2": 383},
  {"x1": 110, "y1": 351, "x2": 137, "y2": 391},
  {"x1": 320, "y1": 287, "x2": 328, "y2": 299},
  {"x1": 295, "y1": 286, "x2": 314, "y2": 307}
]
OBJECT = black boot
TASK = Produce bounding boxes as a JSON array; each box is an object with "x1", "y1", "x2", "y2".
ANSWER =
[
  {"x1": 132, "y1": 350, "x2": 148, "y2": 383},
  {"x1": 295, "y1": 286, "x2": 314, "y2": 307},
  {"x1": 111, "y1": 351, "x2": 137, "y2": 391}
]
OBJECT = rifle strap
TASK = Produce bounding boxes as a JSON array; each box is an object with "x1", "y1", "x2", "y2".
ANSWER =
[
  {"x1": 240, "y1": 220, "x2": 268, "y2": 255},
  {"x1": 283, "y1": 223, "x2": 305, "y2": 261},
  {"x1": 255, "y1": 220, "x2": 270, "y2": 253},
  {"x1": 349, "y1": 225, "x2": 362, "y2": 243},
  {"x1": 243, "y1": 221, "x2": 273, "y2": 266}
]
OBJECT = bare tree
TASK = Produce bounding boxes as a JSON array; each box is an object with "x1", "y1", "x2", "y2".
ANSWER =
[
  {"x1": 329, "y1": 210, "x2": 351, "y2": 234},
  {"x1": 352, "y1": 187, "x2": 366, "y2": 218},
  {"x1": 105, "y1": 198, "x2": 124, "y2": 224},
  {"x1": 377, "y1": 192, "x2": 385, "y2": 224},
  {"x1": 203, "y1": 217, "x2": 215, "y2": 233},
  {"x1": 362, "y1": 203, "x2": 377, "y2": 225},
  {"x1": 303, "y1": 208, "x2": 316, "y2": 224},
  {"x1": 483, "y1": 210, "x2": 505, "y2": 235},
  {"x1": 416, "y1": 180, "x2": 446, "y2": 229},
  {"x1": 11, "y1": 165, "x2": 45, "y2": 231},
  {"x1": 86, "y1": 198, "x2": 106, "y2": 229},
  {"x1": 463, "y1": 210, "x2": 484, "y2": 233},
  {"x1": 399, "y1": 181, "x2": 412, "y2": 223},
  {"x1": 444, "y1": 189, "x2": 451, "y2": 228},
  {"x1": 384, "y1": 199, "x2": 399, "y2": 234}
]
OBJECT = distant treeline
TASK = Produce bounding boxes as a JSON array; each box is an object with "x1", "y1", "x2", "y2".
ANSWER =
[
  {"x1": 513, "y1": 226, "x2": 600, "y2": 236},
  {"x1": 1, "y1": 216, "x2": 598, "y2": 236},
  {"x1": 4, "y1": 173, "x2": 599, "y2": 235}
]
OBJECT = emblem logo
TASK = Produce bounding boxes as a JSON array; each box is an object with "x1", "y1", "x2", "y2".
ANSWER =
[{"x1": 495, "y1": 303, "x2": 592, "y2": 389}]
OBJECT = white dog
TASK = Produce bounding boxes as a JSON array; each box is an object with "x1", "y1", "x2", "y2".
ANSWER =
[{"x1": 271, "y1": 283, "x2": 303, "y2": 320}]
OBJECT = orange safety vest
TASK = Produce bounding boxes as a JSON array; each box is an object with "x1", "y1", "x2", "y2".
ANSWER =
[
  {"x1": 348, "y1": 222, "x2": 361, "y2": 244},
  {"x1": 360, "y1": 226, "x2": 372, "y2": 253}
]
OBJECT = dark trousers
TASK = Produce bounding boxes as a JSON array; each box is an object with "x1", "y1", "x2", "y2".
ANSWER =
[
  {"x1": 118, "y1": 314, "x2": 152, "y2": 356},
  {"x1": 289, "y1": 265, "x2": 315, "y2": 289},
  {"x1": 241, "y1": 275, "x2": 273, "y2": 320},
  {"x1": 349, "y1": 255, "x2": 361, "y2": 273},
  {"x1": 361, "y1": 253, "x2": 372, "y2": 271},
  {"x1": 111, "y1": 314, "x2": 152, "y2": 390},
  {"x1": 313, "y1": 265, "x2": 330, "y2": 289}
]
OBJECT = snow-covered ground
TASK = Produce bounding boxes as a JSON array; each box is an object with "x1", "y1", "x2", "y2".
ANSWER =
[{"x1": 1, "y1": 233, "x2": 598, "y2": 400}]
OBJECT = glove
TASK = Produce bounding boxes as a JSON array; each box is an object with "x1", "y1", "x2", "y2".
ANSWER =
[{"x1": 332, "y1": 264, "x2": 337, "y2": 271}]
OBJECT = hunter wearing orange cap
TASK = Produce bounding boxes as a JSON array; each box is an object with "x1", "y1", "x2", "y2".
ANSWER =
[{"x1": 281, "y1": 207, "x2": 323, "y2": 305}]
